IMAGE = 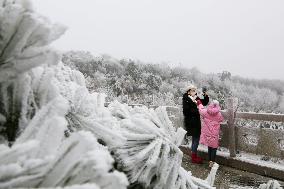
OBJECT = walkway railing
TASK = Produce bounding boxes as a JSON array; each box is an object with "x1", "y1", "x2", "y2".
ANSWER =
[{"x1": 220, "y1": 98, "x2": 284, "y2": 159}]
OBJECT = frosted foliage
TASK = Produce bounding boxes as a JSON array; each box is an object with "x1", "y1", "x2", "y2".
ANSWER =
[
  {"x1": 278, "y1": 95, "x2": 284, "y2": 113},
  {"x1": 0, "y1": 65, "x2": 61, "y2": 142},
  {"x1": 231, "y1": 83, "x2": 278, "y2": 113},
  {"x1": 9, "y1": 62, "x2": 216, "y2": 188},
  {"x1": 0, "y1": 0, "x2": 65, "y2": 143},
  {"x1": 0, "y1": 100, "x2": 128, "y2": 189},
  {"x1": 108, "y1": 102, "x2": 214, "y2": 189},
  {"x1": 259, "y1": 180, "x2": 282, "y2": 189},
  {"x1": 15, "y1": 96, "x2": 68, "y2": 147},
  {"x1": 0, "y1": 1, "x2": 66, "y2": 83},
  {"x1": 38, "y1": 131, "x2": 128, "y2": 189},
  {"x1": 206, "y1": 163, "x2": 219, "y2": 186},
  {"x1": 28, "y1": 66, "x2": 59, "y2": 108},
  {"x1": 0, "y1": 1, "x2": 128, "y2": 188},
  {"x1": 0, "y1": 0, "x2": 218, "y2": 189},
  {"x1": 35, "y1": 184, "x2": 101, "y2": 189},
  {"x1": 50, "y1": 64, "x2": 126, "y2": 147}
]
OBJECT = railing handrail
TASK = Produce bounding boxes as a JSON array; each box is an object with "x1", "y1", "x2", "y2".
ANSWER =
[
  {"x1": 235, "y1": 112, "x2": 284, "y2": 122},
  {"x1": 220, "y1": 110, "x2": 284, "y2": 122}
]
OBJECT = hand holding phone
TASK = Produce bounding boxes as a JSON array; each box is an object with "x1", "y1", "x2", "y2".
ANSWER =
[{"x1": 202, "y1": 87, "x2": 208, "y2": 96}]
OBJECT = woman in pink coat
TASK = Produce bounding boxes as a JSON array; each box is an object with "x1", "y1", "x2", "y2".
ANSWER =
[{"x1": 197, "y1": 100, "x2": 224, "y2": 167}]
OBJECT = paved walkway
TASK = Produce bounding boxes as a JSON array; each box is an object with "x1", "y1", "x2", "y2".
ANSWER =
[{"x1": 181, "y1": 155, "x2": 284, "y2": 189}]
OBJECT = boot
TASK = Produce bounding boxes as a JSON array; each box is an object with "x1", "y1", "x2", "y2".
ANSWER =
[
  {"x1": 195, "y1": 153, "x2": 203, "y2": 162},
  {"x1": 193, "y1": 152, "x2": 203, "y2": 162},
  {"x1": 191, "y1": 153, "x2": 203, "y2": 164}
]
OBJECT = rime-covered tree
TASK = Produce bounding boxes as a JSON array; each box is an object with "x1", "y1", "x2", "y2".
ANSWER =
[{"x1": 0, "y1": 1, "x2": 218, "y2": 189}]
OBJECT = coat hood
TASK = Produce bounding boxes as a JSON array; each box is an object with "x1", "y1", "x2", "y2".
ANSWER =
[{"x1": 207, "y1": 104, "x2": 221, "y2": 116}]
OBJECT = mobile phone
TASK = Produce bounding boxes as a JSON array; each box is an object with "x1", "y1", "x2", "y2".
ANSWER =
[{"x1": 202, "y1": 87, "x2": 207, "y2": 93}]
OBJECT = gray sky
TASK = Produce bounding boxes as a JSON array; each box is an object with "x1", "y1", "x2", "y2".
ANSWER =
[{"x1": 31, "y1": 0, "x2": 284, "y2": 80}]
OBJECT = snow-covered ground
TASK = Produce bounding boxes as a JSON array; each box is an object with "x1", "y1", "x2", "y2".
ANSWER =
[{"x1": 183, "y1": 140, "x2": 284, "y2": 172}]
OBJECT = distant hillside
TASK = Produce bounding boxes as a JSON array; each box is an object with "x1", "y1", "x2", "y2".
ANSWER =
[{"x1": 62, "y1": 51, "x2": 284, "y2": 113}]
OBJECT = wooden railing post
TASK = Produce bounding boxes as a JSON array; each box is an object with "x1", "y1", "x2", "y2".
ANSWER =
[{"x1": 227, "y1": 97, "x2": 237, "y2": 157}]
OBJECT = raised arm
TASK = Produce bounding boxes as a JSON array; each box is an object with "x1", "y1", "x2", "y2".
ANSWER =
[
  {"x1": 218, "y1": 112, "x2": 224, "y2": 123},
  {"x1": 197, "y1": 103, "x2": 207, "y2": 117}
]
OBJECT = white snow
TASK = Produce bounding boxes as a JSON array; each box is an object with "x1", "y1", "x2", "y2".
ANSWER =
[{"x1": 259, "y1": 180, "x2": 283, "y2": 189}]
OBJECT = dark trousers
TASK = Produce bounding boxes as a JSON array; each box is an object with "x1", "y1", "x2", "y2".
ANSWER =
[
  {"x1": 208, "y1": 147, "x2": 217, "y2": 161},
  {"x1": 191, "y1": 136, "x2": 200, "y2": 153}
]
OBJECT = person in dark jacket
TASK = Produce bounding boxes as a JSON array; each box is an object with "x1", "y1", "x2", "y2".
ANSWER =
[{"x1": 182, "y1": 84, "x2": 209, "y2": 164}]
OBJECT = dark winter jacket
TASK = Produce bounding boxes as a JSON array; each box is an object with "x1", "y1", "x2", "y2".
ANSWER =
[{"x1": 182, "y1": 93, "x2": 209, "y2": 137}]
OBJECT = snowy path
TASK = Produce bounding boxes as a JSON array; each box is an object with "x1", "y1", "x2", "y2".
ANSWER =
[{"x1": 182, "y1": 155, "x2": 284, "y2": 189}]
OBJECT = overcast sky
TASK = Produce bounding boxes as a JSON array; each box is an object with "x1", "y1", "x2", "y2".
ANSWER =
[{"x1": 31, "y1": 0, "x2": 284, "y2": 80}]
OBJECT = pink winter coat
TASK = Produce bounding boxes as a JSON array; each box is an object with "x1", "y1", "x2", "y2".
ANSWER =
[{"x1": 198, "y1": 103, "x2": 224, "y2": 148}]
